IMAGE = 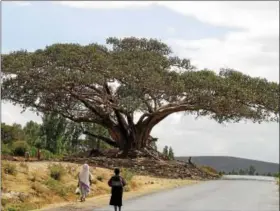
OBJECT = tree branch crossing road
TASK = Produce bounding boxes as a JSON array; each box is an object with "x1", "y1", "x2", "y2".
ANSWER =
[{"x1": 95, "y1": 176, "x2": 279, "y2": 211}]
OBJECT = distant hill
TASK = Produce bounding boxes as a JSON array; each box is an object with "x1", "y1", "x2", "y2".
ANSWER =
[{"x1": 176, "y1": 156, "x2": 279, "y2": 175}]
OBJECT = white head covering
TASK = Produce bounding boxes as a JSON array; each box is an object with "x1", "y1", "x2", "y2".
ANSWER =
[{"x1": 79, "y1": 164, "x2": 90, "y2": 188}]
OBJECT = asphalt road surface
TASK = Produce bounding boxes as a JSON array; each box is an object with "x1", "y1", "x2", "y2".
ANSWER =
[{"x1": 95, "y1": 176, "x2": 279, "y2": 211}]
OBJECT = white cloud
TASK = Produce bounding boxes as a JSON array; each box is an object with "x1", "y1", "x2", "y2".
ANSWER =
[
  {"x1": 11, "y1": 2, "x2": 32, "y2": 6},
  {"x1": 166, "y1": 27, "x2": 176, "y2": 35},
  {"x1": 57, "y1": 1, "x2": 153, "y2": 9},
  {"x1": 56, "y1": 1, "x2": 278, "y2": 31},
  {"x1": 1, "y1": 103, "x2": 42, "y2": 125},
  {"x1": 152, "y1": 114, "x2": 279, "y2": 163},
  {"x1": 166, "y1": 32, "x2": 279, "y2": 81},
  {"x1": 56, "y1": 1, "x2": 279, "y2": 81},
  {"x1": 164, "y1": 2, "x2": 279, "y2": 81}
]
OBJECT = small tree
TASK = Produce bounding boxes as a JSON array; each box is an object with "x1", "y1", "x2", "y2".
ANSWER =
[
  {"x1": 231, "y1": 169, "x2": 237, "y2": 175},
  {"x1": 168, "y1": 146, "x2": 174, "y2": 160},
  {"x1": 248, "y1": 165, "x2": 256, "y2": 175},
  {"x1": 239, "y1": 169, "x2": 245, "y2": 175},
  {"x1": 163, "y1": 146, "x2": 169, "y2": 157},
  {"x1": 267, "y1": 172, "x2": 272, "y2": 176}
]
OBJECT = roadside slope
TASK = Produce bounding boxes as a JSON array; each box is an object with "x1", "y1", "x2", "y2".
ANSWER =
[{"x1": 1, "y1": 161, "x2": 198, "y2": 211}]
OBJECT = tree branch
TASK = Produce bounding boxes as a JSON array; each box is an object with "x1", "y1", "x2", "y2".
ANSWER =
[{"x1": 83, "y1": 130, "x2": 118, "y2": 147}]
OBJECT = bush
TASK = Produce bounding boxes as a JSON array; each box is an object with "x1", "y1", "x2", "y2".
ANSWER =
[
  {"x1": 29, "y1": 171, "x2": 41, "y2": 182},
  {"x1": 2, "y1": 162, "x2": 17, "y2": 175},
  {"x1": 1, "y1": 198, "x2": 9, "y2": 207},
  {"x1": 29, "y1": 146, "x2": 37, "y2": 157},
  {"x1": 48, "y1": 163, "x2": 66, "y2": 181},
  {"x1": 44, "y1": 178, "x2": 72, "y2": 197},
  {"x1": 200, "y1": 165, "x2": 219, "y2": 176},
  {"x1": 129, "y1": 180, "x2": 139, "y2": 190},
  {"x1": 41, "y1": 149, "x2": 55, "y2": 160},
  {"x1": 12, "y1": 141, "x2": 30, "y2": 156},
  {"x1": 121, "y1": 168, "x2": 135, "y2": 183},
  {"x1": 7, "y1": 208, "x2": 17, "y2": 211},
  {"x1": 1, "y1": 144, "x2": 12, "y2": 155},
  {"x1": 96, "y1": 175, "x2": 104, "y2": 182},
  {"x1": 31, "y1": 182, "x2": 48, "y2": 194},
  {"x1": 124, "y1": 186, "x2": 131, "y2": 192},
  {"x1": 19, "y1": 162, "x2": 29, "y2": 173}
]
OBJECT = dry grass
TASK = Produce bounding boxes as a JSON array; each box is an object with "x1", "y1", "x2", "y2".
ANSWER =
[
  {"x1": 199, "y1": 165, "x2": 219, "y2": 177},
  {"x1": 1, "y1": 161, "x2": 197, "y2": 211},
  {"x1": 1, "y1": 161, "x2": 117, "y2": 211},
  {"x1": 2, "y1": 161, "x2": 17, "y2": 176}
]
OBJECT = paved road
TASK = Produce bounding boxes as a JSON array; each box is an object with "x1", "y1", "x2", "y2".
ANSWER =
[{"x1": 95, "y1": 176, "x2": 279, "y2": 211}]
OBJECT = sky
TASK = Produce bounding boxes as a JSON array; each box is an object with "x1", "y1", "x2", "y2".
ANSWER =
[{"x1": 1, "y1": 1, "x2": 279, "y2": 163}]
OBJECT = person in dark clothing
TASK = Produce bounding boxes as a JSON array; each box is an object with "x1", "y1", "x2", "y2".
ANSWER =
[{"x1": 108, "y1": 168, "x2": 126, "y2": 211}]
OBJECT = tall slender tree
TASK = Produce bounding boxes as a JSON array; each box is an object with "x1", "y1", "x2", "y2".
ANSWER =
[
  {"x1": 163, "y1": 146, "x2": 169, "y2": 157},
  {"x1": 23, "y1": 121, "x2": 41, "y2": 146},
  {"x1": 168, "y1": 147, "x2": 174, "y2": 160},
  {"x1": 40, "y1": 113, "x2": 69, "y2": 154}
]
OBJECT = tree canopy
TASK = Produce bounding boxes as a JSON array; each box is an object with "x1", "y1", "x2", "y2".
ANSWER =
[{"x1": 2, "y1": 37, "x2": 279, "y2": 155}]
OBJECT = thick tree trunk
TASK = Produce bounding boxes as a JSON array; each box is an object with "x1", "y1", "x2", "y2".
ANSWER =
[
  {"x1": 88, "y1": 109, "x2": 176, "y2": 158},
  {"x1": 108, "y1": 123, "x2": 155, "y2": 157}
]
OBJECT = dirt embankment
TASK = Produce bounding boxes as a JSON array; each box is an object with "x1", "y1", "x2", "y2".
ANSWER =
[
  {"x1": 1, "y1": 160, "x2": 200, "y2": 211},
  {"x1": 63, "y1": 156, "x2": 220, "y2": 180}
]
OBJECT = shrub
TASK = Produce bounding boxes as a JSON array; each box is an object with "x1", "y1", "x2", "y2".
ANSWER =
[
  {"x1": 29, "y1": 146, "x2": 37, "y2": 157},
  {"x1": 1, "y1": 198, "x2": 9, "y2": 207},
  {"x1": 7, "y1": 208, "x2": 17, "y2": 211},
  {"x1": 19, "y1": 162, "x2": 29, "y2": 173},
  {"x1": 48, "y1": 163, "x2": 66, "y2": 181},
  {"x1": 96, "y1": 175, "x2": 104, "y2": 182},
  {"x1": 130, "y1": 180, "x2": 139, "y2": 190},
  {"x1": 124, "y1": 186, "x2": 131, "y2": 192},
  {"x1": 65, "y1": 164, "x2": 77, "y2": 176},
  {"x1": 31, "y1": 182, "x2": 48, "y2": 194},
  {"x1": 29, "y1": 171, "x2": 40, "y2": 182},
  {"x1": 44, "y1": 178, "x2": 71, "y2": 197},
  {"x1": 2, "y1": 162, "x2": 17, "y2": 175},
  {"x1": 1, "y1": 144, "x2": 12, "y2": 155},
  {"x1": 41, "y1": 149, "x2": 55, "y2": 160},
  {"x1": 121, "y1": 168, "x2": 135, "y2": 183},
  {"x1": 92, "y1": 179, "x2": 98, "y2": 185},
  {"x1": 12, "y1": 141, "x2": 30, "y2": 156},
  {"x1": 200, "y1": 165, "x2": 219, "y2": 176}
]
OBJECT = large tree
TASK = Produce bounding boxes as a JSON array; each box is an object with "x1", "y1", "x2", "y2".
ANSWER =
[{"x1": 1, "y1": 37, "x2": 279, "y2": 156}]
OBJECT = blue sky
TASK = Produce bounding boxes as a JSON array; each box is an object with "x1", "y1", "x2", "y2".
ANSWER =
[
  {"x1": 2, "y1": 1, "x2": 238, "y2": 53},
  {"x1": 1, "y1": 1, "x2": 279, "y2": 162}
]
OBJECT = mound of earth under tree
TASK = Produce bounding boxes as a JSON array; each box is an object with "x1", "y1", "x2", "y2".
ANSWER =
[{"x1": 63, "y1": 148, "x2": 220, "y2": 180}]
